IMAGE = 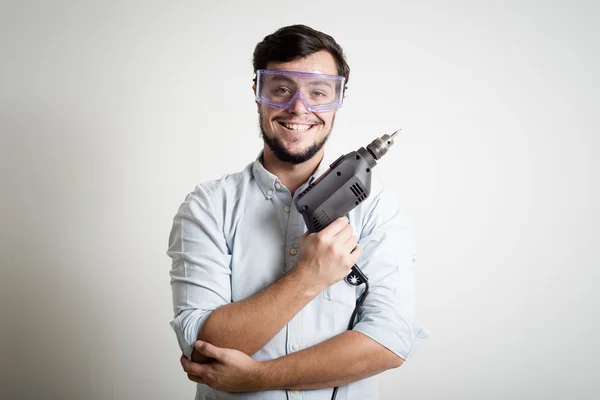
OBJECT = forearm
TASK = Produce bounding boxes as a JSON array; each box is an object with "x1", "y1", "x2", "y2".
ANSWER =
[
  {"x1": 194, "y1": 268, "x2": 319, "y2": 362},
  {"x1": 261, "y1": 330, "x2": 403, "y2": 390}
]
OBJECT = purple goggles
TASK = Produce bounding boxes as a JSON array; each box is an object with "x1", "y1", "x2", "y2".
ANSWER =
[{"x1": 255, "y1": 69, "x2": 346, "y2": 112}]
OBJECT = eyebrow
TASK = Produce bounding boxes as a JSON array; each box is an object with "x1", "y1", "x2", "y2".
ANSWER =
[
  {"x1": 268, "y1": 76, "x2": 334, "y2": 89},
  {"x1": 308, "y1": 80, "x2": 333, "y2": 89},
  {"x1": 268, "y1": 76, "x2": 296, "y2": 84}
]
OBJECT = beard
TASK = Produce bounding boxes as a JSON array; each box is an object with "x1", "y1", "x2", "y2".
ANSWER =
[{"x1": 259, "y1": 112, "x2": 335, "y2": 164}]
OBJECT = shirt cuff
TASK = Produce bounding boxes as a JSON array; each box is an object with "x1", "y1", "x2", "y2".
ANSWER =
[
  {"x1": 353, "y1": 317, "x2": 430, "y2": 360},
  {"x1": 170, "y1": 309, "x2": 213, "y2": 360}
]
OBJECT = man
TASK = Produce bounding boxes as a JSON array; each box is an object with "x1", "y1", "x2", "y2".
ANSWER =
[{"x1": 168, "y1": 24, "x2": 429, "y2": 400}]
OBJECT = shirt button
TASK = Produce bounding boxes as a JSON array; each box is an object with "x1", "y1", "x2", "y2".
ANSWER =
[
  {"x1": 283, "y1": 206, "x2": 290, "y2": 213},
  {"x1": 275, "y1": 183, "x2": 282, "y2": 189},
  {"x1": 266, "y1": 189, "x2": 273, "y2": 196},
  {"x1": 291, "y1": 389, "x2": 300, "y2": 396},
  {"x1": 412, "y1": 254, "x2": 417, "y2": 262},
  {"x1": 289, "y1": 248, "x2": 297, "y2": 256},
  {"x1": 292, "y1": 343, "x2": 300, "y2": 351}
]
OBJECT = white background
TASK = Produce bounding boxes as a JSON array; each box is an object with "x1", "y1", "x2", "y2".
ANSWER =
[{"x1": 1, "y1": 1, "x2": 598, "y2": 399}]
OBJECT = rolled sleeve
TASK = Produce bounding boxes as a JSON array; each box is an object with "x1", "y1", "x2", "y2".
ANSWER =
[
  {"x1": 167, "y1": 183, "x2": 232, "y2": 359},
  {"x1": 352, "y1": 185, "x2": 430, "y2": 360}
]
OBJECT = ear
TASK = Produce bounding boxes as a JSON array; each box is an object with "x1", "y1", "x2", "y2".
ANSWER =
[{"x1": 252, "y1": 83, "x2": 261, "y2": 113}]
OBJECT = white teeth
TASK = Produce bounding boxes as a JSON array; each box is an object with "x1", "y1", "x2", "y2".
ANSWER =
[{"x1": 283, "y1": 123, "x2": 312, "y2": 132}]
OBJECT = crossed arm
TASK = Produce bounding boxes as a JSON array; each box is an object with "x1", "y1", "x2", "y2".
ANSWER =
[
  {"x1": 169, "y1": 184, "x2": 424, "y2": 392},
  {"x1": 185, "y1": 266, "x2": 403, "y2": 391}
]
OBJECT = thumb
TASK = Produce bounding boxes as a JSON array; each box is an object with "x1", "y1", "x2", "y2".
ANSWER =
[{"x1": 194, "y1": 340, "x2": 221, "y2": 360}]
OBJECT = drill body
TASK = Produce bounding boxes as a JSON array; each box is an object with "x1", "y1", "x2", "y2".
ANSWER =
[{"x1": 294, "y1": 131, "x2": 399, "y2": 285}]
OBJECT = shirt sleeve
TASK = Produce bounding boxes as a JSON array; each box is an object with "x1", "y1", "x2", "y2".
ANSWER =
[
  {"x1": 351, "y1": 184, "x2": 430, "y2": 360},
  {"x1": 167, "y1": 183, "x2": 232, "y2": 360}
]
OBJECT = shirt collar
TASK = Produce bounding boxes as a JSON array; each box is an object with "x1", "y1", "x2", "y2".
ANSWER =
[{"x1": 251, "y1": 149, "x2": 331, "y2": 199}]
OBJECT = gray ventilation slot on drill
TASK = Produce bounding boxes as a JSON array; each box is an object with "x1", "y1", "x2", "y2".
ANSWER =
[
  {"x1": 350, "y1": 183, "x2": 367, "y2": 204},
  {"x1": 312, "y1": 210, "x2": 331, "y2": 231}
]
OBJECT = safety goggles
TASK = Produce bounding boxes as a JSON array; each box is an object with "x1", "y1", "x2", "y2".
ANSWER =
[{"x1": 255, "y1": 69, "x2": 346, "y2": 112}]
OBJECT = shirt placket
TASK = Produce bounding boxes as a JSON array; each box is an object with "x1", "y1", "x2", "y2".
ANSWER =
[{"x1": 280, "y1": 186, "x2": 308, "y2": 400}]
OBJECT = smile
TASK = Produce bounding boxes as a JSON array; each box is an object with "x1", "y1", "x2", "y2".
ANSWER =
[{"x1": 277, "y1": 121, "x2": 316, "y2": 132}]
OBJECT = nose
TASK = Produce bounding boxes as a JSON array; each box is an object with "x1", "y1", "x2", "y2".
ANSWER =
[{"x1": 287, "y1": 94, "x2": 310, "y2": 115}]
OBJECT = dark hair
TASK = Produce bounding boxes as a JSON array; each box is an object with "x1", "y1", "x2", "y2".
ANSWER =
[{"x1": 253, "y1": 24, "x2": 350, "y2": 86}]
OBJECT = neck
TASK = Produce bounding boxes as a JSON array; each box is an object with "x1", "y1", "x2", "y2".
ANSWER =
[{"x1": 261, "y1": 146, "x2": 324, "y2": 197}]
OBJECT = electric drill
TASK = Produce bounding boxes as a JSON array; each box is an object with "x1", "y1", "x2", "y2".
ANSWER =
[{"x1": 294, "y1": 129, "x2": 400, "y2": 287}]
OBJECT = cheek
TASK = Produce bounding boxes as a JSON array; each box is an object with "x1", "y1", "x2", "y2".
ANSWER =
[
  {"x1": 261, "y1": 108, "x2": 283, "y2": 123},
  {"x1": 314, "y1": 112, "x2": 333, "y2": 126}
]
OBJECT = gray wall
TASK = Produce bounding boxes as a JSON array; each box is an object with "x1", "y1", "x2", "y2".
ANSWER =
[{"x1": 1, "y1": 0, "x2": 598, "y2": 399}]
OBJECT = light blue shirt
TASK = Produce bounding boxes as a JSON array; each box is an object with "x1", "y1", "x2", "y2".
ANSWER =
[{"x1": 168, "y1": 151, "x2": 429, "y2": 400}]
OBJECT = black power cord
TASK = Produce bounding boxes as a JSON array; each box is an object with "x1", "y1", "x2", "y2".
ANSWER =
[{"x1": 330, "y1": 279, "x2": 370, "y2": 400}]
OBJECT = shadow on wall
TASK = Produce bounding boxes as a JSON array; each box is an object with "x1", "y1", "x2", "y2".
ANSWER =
[
  {"x1": 1, "y1": 104, "x2": 123, "y2": 399},
  {"x1": 1, "y1": 104, "x2": 179, "y2": 400}
]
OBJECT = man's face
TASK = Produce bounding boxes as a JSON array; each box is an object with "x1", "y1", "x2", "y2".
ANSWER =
[{"x1": 257, "y1": 50, "x2": 339, "y2": 164}]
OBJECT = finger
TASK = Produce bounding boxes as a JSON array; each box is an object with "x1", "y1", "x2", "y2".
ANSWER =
[
  {"x1": 350, "y1": 244, "x2": 362, "y2": 260},
  {"x1": 334, "y1": 224, "x2": 354, "y2": 243},
  {"x1": 343, "y1": 235, "x2": 359, "y2": 253},
  {"x1": 194, "y1": 340, "x2": 223, "y2": 361},
  {"x1": 187, "y1": 374, "x2": 206, "y2": 384},
  {"x1": 180, "y1": 354, "x2": 208, "y2": 376},
  {"x1": 320, "y1": 216, "x2": 349, "y2": 236}
]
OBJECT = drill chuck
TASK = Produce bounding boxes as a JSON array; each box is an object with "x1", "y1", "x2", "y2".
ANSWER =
[{"x1": 366, "y1": 129, "x2": 400, "y2": 160}]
